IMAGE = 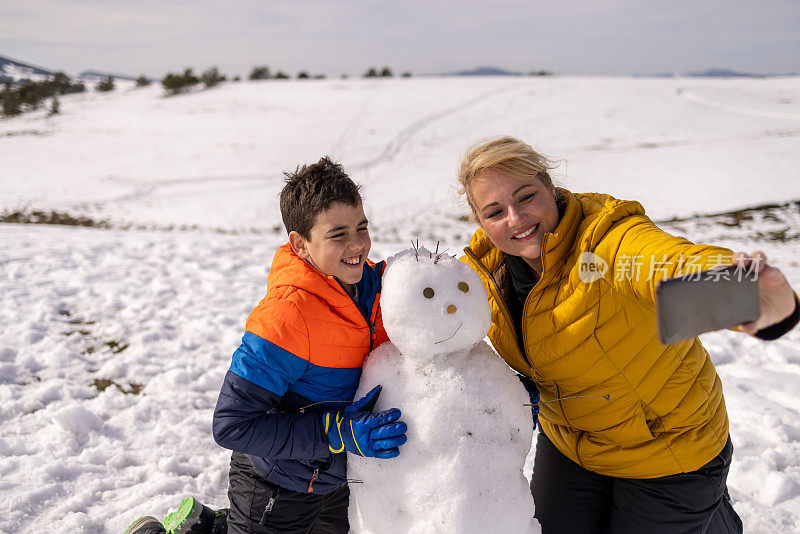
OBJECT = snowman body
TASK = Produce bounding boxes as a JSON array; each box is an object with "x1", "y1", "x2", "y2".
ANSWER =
[{"x1": 349, "y1": 248, "x2": 539, "y2": 534}]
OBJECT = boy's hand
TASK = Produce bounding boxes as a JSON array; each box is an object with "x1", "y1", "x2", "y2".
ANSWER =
[
  {"x1": 323, "y1": 396, "x2": 407, "y2": 458},
  {"x1": 350, "y1": 385, "x2": 382, "y2": 413},
  {"x1": 323, "y1": 408, "x2": 407, "y2": 458}
]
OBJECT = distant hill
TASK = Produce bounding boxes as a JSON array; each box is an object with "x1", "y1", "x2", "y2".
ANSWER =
[
  {"x1": 643, "y1": 68, "x2": 799, "y2": 78},
  {"x1": 685, "y1": 68, "x2": 762, "y2": 78},
  {"x1": 0, "y1": 54, "x2": 54, "y2": 84},
  {"x1": 447, "y1": 66, "x2": 520, "y2": 76}
]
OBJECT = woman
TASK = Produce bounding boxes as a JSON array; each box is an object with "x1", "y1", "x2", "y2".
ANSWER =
[{"x1": 459, "y1": 136, "x2": 799, "y2": 534}]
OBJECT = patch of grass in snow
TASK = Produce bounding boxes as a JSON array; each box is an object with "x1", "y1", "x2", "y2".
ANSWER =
[
  {"x1": 2, "y1": 129, "x2": 51, "y2": 137},
  {"x1": 55, "y1": 310, "x2": 142, "y2": 395},
  {"x1": 57, "y1": 310, "x2": 129, "y2": 355},
  {"x1": 1, "y1": 209, "x2": 110, "y2": 228},
  {"x1": 659, "y1": 199, "x2": 800, "y2": 243},
  {"x1": 1, "y1": 208, "x2": 285, "y2": 235},
  {"x1": 59, "y1": 329, "x2": 129, "y2": 355},
  {"x1": 91, "y1": 378, "x2": 143, "y2": 395}
]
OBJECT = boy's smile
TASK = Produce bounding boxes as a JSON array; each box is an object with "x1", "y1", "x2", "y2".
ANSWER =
[{"x1": 289, "y1": 201, "x2": 371, "y2": 290}]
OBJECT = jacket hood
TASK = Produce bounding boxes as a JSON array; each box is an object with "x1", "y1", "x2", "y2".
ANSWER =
[{"x1": 267, "y1": 243, "x2": 380, "y2": 306}]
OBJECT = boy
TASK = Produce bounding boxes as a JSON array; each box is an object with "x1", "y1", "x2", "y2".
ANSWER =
[{"x1": 125, "y1": 157, "x2": 407, "y2": 534}]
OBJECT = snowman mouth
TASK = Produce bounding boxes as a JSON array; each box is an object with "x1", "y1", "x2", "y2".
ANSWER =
[{"x1": 434, "y1": 323, "x2": 462, "y2": 344}]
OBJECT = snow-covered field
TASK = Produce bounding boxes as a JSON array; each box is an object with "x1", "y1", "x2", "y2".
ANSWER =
[{"x1": 1, "y1": 75, "x2": 799, "y2": 533}]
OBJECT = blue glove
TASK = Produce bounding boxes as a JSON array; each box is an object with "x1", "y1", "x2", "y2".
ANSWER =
[
  {"x1": 517, "y1": 374, "x2": 540, "y2": 431},
  {"x1": 350, "y1": 385, "x2": 383, "y2": 413},
  {"x1": 323, "y1": 385, "x2": 408, "y2": 459}
]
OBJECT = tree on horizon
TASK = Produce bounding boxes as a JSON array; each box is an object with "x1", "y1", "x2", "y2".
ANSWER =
[{"x1": 95, "y1": 76, "x2": 115, "y2": 92}]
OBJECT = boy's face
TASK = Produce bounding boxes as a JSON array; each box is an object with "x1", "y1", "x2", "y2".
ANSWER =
[{"x1": 289, "y1": 201, "x2": 371, "y2": 286}]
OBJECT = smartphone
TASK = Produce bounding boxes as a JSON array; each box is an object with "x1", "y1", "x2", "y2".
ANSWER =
[{"x1": 656, "y1": 265, "x2": 760, "y2": 344}]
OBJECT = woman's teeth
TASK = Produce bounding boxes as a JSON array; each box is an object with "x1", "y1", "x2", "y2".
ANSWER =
[
  {"x1": 512, "y1": 224, "x2": 538, "y2": 239},
  {"x1": 342, "y1": 256, "x2": 360, "y2": 265}
]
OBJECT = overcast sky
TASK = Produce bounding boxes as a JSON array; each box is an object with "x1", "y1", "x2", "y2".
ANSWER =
[{"x1": 1, "y1": 0, "x2": 798, "y2": 78}]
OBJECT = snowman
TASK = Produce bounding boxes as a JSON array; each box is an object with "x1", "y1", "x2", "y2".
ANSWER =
[{"x1": 349, "y1": 246, "x2": 540, "y2": 534}]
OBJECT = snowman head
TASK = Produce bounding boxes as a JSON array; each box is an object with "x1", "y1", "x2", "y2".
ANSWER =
[{"x1": 380, "y1": 246, "x2": 491, "y2": 356}]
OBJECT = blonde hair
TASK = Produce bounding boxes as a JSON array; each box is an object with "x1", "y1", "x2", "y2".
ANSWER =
[{"x1": 458, "y1": 136, "x2": 562, "y2": 216}]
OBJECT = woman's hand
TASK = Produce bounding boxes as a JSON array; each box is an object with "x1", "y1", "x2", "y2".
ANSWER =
[{"x1": 732, "y1": 251, "x2": 797, "y2": 335}]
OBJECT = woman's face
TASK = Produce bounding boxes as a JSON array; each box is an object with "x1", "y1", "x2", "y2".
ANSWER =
[{"x1": 470, "y1": 169, "x2": 560, "y2": 272}]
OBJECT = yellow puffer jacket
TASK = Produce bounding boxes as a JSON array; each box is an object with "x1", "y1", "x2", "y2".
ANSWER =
[{"x1": 463, "y1": 189, "x2": 734, "y2": 479}]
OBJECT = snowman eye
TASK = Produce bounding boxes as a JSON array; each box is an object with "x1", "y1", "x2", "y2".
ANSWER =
[
  {"x1": 423, "y1": 287, "x2": 435, "y2": 299},
  {"x1": 458, "y1": 282, "x2": 469, "y2": 293}
]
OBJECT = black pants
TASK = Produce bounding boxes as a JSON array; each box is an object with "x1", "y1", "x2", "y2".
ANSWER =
[
  {"x1": 226, "y1": 453, "x2": 350, "y2": 534},
  {"x1": 531, "y1": 432, "x2": 743, "y2": 534}
]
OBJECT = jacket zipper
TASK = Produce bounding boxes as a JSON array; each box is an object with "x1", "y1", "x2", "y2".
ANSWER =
[
  {"x1": 259, "y1": 487, "x2": 279, "y2": 525},
  {"x1": 520, "y1": 233, "x2": 551, "y2": 355},
  {"x1": 307, "y1": 466, "x2": 319, "y2": 493},
  {"x1": 335, "y1": 279, "x2": 377, "y2": 352}
]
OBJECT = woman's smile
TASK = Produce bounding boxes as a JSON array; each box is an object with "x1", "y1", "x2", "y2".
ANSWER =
[{"x1": 511, "y1": 223, "x2": 540, "y2": 241}]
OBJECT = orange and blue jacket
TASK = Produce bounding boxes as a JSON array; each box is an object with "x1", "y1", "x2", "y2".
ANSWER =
[{"x1": 213, "y1": 243, "x2": 388, "y2": 494}]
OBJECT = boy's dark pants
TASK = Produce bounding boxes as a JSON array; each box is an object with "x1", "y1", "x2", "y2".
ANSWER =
[
  {"x1": 226, "y1": 453, "x2": 350, "y2": 534},
  {"x1": 531, "y1": 432, "x2": 743, "y2": 534}
]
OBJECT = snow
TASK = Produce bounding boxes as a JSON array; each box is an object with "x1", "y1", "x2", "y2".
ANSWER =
[
  {"x1": 0, "y1": 75, "x2": 799, "y2": 533},
  {"x1": 350, "y1": 248, "x2": 536, "y2": 533},
  {"x1": 2, "y1": 76, "x2": 800, "y2": 231}
]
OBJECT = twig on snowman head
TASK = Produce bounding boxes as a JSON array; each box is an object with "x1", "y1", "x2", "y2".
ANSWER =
[{"x1": 410, "y1": 239, "x2": 419, "y2": 261}]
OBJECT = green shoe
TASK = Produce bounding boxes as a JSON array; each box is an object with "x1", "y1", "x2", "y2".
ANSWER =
[
  {"x1": 163, "y1": 497, "x2": 215, "y2": 534},
  {"x1": 123, "y1": 516, "x2": 166, "y2": 534}
]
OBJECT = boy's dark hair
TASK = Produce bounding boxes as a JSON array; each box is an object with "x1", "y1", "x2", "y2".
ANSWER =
[{"x1": 280, "y1": 156, "x2": 362, "y2": 239}]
